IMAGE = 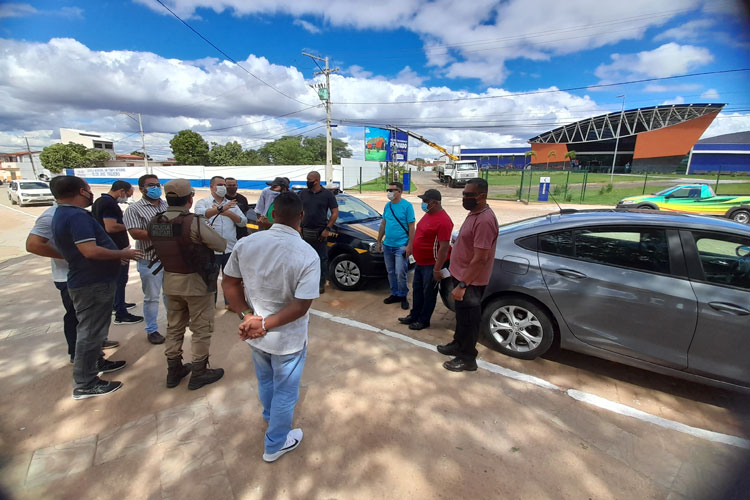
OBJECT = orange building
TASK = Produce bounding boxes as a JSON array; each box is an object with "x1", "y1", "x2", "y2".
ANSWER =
[{"x1": 527, "y1": 104, "x2": 724, "y2": 173}]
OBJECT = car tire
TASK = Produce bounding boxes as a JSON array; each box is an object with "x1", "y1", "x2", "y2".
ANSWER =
[
  {"x1": 11, "y1": 196, "x2": 17, "y2": 205},
  {"x1": 438, "y1": 277, "x2": 456, "y2": 312},
  {"x1": 637, "y1": 204, "x2": 656, "y2": 209},
  {"x1": 481, "y1": 297, "x2": 555, "y2": 360},
  {"x1": 329, "y1": 253, "x2": 365, "y2": 291},
  {"x1": 730, "y1": 209, "x2": 750, "y2": 225},
  {"x1": 449, "y1": 178, "x2": 457, "y2": 188}
]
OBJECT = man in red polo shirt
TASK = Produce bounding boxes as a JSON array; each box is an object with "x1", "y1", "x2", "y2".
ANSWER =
[
  {"x1": 437, "y1": 178, "x2": 498, "y2": 372},
  {"x1": 398, "y1": 189, "x2": 452, "y2": 330}
]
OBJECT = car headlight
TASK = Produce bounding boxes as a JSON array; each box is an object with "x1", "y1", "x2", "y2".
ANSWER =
[
  {"x1": 367, "y1": 242, "x2": 382, "y2": 253},
  {"x1": 619, "y1": 200, "x2": 637, "y2": 205}
]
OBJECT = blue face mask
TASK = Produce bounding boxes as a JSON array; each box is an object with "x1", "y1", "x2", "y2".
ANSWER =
[
  {"x1": 421, "y1": 201, "x2": 429, "y2": 213},
  {"x1": 146, "y1": 186, "x2": 162, "y2": 199}
]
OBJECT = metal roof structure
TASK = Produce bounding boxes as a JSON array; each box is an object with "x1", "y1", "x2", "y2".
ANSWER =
[{"x1": 528, "y1": 104, "x2": 726, "y2": 144}]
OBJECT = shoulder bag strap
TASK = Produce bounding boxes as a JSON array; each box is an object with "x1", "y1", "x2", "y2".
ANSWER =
[{"x1": 387, "y1": 203, "x2": 409, "y2": 237}]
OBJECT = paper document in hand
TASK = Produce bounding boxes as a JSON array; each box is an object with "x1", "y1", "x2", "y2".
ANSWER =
[{"x1": 440, "y1": 268, "x2": 451, "y2": 279}]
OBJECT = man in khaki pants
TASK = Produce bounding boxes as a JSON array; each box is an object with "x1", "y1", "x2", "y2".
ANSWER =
[{"x1": 148, "y1": 179, "x2": 227, "y2": 390}]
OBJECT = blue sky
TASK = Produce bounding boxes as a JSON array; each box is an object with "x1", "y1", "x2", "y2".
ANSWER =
[{"x1": 1, "y1": 0, "x2": 748, "y2": 159}]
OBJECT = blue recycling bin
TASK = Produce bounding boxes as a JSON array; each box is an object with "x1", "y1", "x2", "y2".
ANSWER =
[
  {"x1": 403, "y1": 172, "x2": 411, "y2": 193},
  {"x1": 538, "y1": 176, "x2": 551, "y2": 202}
]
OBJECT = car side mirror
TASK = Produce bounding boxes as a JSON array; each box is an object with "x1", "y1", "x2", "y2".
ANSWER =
[{"x1": 736, "y1": 246, "x2": 750, "y2": 257}]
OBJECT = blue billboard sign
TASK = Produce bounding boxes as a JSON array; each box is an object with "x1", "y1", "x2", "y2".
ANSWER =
[{"x1": 387, "y1": 129, "x2": 408, "y2": 162}]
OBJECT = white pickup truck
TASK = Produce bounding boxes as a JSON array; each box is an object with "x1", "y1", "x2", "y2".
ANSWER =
[{"x1": 438, "y1": 160, "x2": 479, "y2": 188}]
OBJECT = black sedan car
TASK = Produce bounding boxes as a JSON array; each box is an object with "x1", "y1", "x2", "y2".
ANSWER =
[
  {"x1": 246, "y1": 189, "x2": 386, "y2": 290},
  {"x1": 440, "y1": 210, "x2": 750, "y2": 392}
]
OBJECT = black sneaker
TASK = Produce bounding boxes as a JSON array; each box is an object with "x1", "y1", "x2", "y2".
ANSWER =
[
  {"x1": 113, "y1": 313, "x2": 144, "y2": 325},
  {"x1": 125, "y1": 302, "x2": 136, "y2": 310},
  {"x1": 147, "y1": 331, "x2": 165, "y2": 344},
  {"x1": 383, "y1": 295, "x2": 400, "y2": 304},
  {"x1": 102, "y1": 339, "x2": 119, "y2": 349},
  {"x1": 97, "y1": 358, "x2": 127, "y2": 373},
  {"x1": 73, "y1": 378, "x2": 123, "y2": 400}
]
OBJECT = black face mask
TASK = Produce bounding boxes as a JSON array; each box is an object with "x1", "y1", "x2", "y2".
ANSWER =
[
  {"x1": 306, "y1": 181, "x2": 316, "y2": 189},
  {"x1": 462, "y1": 198, "x2": 478, "y2": 211}
]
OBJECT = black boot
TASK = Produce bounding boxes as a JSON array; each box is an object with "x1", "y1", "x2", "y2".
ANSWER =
[
  {"x1": 188, "y1": 357, "x2": 224, "y2": 390},
  {"x1": 166, "y1": 357, "x2": 191, "y2": 388}
]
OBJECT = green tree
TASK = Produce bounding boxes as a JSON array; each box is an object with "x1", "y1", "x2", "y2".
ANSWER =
[
  {"x1": 564, "y1": 150, "x2": 576, "y2": 169},
  {"x1": 39, "y1": 143, "x2": 110, "y2": 173},
  {"x1": 259, "y1": 136, "x2": 314, "y2": 165},
  {"x1": 128, "y1": 150, "x2": 152, "y2": 160},
  {"x1": 546, "y1": 150, "x2": 557, "y2": 169},
  {"x1": 524, "y1": 150, "x2": 537, "y2": 167},
  {"x1": 169, "y1": 130, "x2": 209, "y2": 165},
  {"x1": 209, "y1": 141, "x2": 247, "y2": 166}
]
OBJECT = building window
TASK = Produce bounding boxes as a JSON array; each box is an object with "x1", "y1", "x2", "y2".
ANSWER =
[{"x1": 105, "y1": 144, "x2": 113, "y2": 149}]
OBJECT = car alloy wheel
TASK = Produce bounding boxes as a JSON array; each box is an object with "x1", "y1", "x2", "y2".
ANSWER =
[
  {"x1": 481, "y1": 297, "x2": 555, "y2": 359},
  {"x1": 731, "y1": 209, "x2": 750, "y2": 225},
  {"x1": 329, "y1": 253, "x2": 364, "y2": 291}
]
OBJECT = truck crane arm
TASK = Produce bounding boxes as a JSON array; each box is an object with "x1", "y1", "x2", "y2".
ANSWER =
[{"x1": 389, "y1": 126, "x2": 460, "y2": 161}]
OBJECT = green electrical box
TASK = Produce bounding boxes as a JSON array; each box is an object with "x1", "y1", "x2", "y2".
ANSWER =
[{"x1": 317, "y1": 88, "x2": 329, "y2": 100}]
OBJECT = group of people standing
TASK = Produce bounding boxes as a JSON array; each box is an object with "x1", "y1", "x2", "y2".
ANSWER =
[
  {"x1": 376, "y1": 177, "x2": 498, "y2": 372},
  {"x1": 25, "y1": 171, "x2": 496, "y2": 462}
]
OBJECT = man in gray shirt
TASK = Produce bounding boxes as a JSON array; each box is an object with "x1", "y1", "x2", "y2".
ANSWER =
[{"x1": 223, "y1": 192, "x2": 320, "y2": 463}]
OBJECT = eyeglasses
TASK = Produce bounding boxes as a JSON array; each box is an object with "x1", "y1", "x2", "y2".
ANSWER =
[{"x1": 386, "y1": 189, "x2": 400, "y2": 192}]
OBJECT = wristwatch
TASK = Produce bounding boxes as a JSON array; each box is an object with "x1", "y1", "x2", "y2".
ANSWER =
[
  {"x1": 238, "y1": 308, "x2": 252, "y2": 320},
  {"x1": 217, "y1": 205, "x2": 224, "y2": 213},
  {"x1": 457, "y1": 281, "x2": 467, "y2": 289}
]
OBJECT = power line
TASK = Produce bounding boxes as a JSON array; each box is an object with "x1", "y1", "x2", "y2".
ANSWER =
[
  {"x1": 198, "y1": 104, "x2": 322, "y2": 133},
  {"x1": 153, "y1": 0, "x2": 316, "y2": 107},
  {"x1": 333, "y1": 68, "x2": 750, "y2": 105}
]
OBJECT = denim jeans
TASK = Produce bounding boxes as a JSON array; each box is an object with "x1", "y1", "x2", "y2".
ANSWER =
[
  {"x1": 54, "y1": 281, "x2": 78, "y2": 358},
  {"x1": 136, "y1": 259, "x2": 165, "y2": 334},
  {"x1": 251, "y1": 345, "x2": 307, "y2": 454},
  {"x1": 383, "y1": 244, "x2": 408, "y2": 297},
  {"x1": 68, "y1": 281, "x2": 116, "y2": 390},
  {"x1": 451, "y1": 278, "x2": 486, "y2": 361},
  {"x1": 113, "y1": 262, "x2": 130, "y2": 318},
  {"x1": 410, "y1": 265, "x2": 439, "y2": 326}
]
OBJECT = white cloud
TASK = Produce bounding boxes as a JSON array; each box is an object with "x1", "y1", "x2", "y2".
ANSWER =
[
  {"x1": 595, "y1": 43, "x2": 714, "y2": 83},
  {"x1": 0, "y1": 3, "x2": 82, "y2": 19},
  {"x1": 293, "y1": 19, "x2": 321, "y2": 34},
  {"x1": 700, "y1": 88, "x2": 720, "y2": 99},
  {"x1": 661, "y1": 96, "x2": 685, "y2": 105},
  {"x1": 0, "y1": 3, "x2": 37, "y2": 18},
  {"x1": 642, "y1": 83, "x2": 702, "y2": 93},
  {"x1": 653, "y1": 19, "x2": 715, "y2": 42},
  {"x1": 347, "y1": 65, "x2": 373, "y2": 79},
  {"x1": 135, "y1": 0, "x2": 703, "y2": 84},
  {"x1": 701, "y1": 113, "x2": 750, "y2": 139},
  {"x1": 0, "y1": 38, "x2": 606, "y2": 159}
]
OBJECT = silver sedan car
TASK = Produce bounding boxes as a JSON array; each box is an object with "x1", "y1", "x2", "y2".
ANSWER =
[{"x1": 441, "y1": 210, "x2": 750, "y2": 393}]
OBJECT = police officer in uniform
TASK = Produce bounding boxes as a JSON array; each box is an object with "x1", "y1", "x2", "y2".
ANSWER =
[{"x1": 148, "y1": 179, "x2": 227, "y2": 390}]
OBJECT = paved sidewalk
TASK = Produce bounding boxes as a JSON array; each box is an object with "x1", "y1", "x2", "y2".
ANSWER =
[{"x1": 1, "y1": 253, "x2": 749, "y2": 500}]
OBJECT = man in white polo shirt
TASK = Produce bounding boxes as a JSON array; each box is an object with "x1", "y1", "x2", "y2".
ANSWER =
[{"x1": 222, "y1": 191, "x2": 319, "y2": 463}]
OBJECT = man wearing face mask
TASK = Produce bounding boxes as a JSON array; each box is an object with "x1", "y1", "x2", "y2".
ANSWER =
[
  {"x1": 376, "y1": 181, "x2": 415, "y2": 310},
  {"x1": 255, "y1": 177, "x2": 289, "y2": 230},
  {"x1": 195, "y1": 176, "x2": 246, "y2": 303},
  {"x1": 124, "y1": 174, "x2": 169, "y2": 345},
  {"x1": 50, "y1": 176, "x2": 141, "y2": 399},
  {"x1": 398, "y1": 189, "x2": 453, "y2": 331},
  {"x1": 299, "y1": 171, "x2": 338, "y2": 294},
  {"x1": 437, "y1": 178, "x2": 498, "y2": 372},
  {"x1": 93, "y1": 180, "x2": 143, "y2": 327},
  {"x1": 224, "y1": 177, "x2": 250, "y2": 240}
]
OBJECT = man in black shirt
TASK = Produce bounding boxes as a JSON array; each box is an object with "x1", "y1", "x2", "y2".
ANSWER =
[
  {"x1": 299, "y1": 171, "x2": 338, "y2": 294},
  {"x1": 225, "y1": 177, "x2": 249, "y2": 240},
  {"x1": 93, "y1": 180, "x2": 144, "y2": 326}
]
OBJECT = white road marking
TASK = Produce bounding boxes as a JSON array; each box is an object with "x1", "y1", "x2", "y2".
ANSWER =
[
  {"x1": 310, "y1": 308, "x2": 750, "y2": 450},
  {"x1": 0, "y1": 203, "x2": 39, "y2": 218}
]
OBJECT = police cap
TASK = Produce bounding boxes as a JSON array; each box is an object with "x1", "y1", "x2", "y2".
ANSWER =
[{"x1": 164, "y1": 178, "x2": 193, "y2": 198}]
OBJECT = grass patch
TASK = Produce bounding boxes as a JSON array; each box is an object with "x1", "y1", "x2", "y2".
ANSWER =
[{"x1": 350, "y1": 176, "x2": 417, "y2": 192}]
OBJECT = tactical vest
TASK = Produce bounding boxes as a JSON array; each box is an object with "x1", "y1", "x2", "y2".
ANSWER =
[{"x1": 147, "y1": 213, "x2": 217, "y2": 281}]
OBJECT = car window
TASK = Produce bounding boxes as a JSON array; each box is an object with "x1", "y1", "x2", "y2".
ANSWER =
[
  {"x1": 692, "y1": 231, "x2": 750, "y2": 290},
  {"x1": 335, "y1": 195, "x2": 381, "y2": 223},
  {"x1": 457, "y1": 163, "x2": 476, "y2": 171},
  {"x1": 539, "y1": 227, "x2": 670, "y2": 274},
  {"x1": 669, "y1": 188, "x2": 691, "y2": 198},
  {"x1": 19, "y1": 182, "x2": 49, "y2": 189}
]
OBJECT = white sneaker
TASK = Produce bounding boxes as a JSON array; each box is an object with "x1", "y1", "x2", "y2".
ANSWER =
[{"x1": 262, "y1": 428, "x2": 303, "y2": 463}]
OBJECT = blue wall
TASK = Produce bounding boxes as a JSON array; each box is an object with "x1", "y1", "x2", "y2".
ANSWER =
[{"x1": 689, "y1": 153, "x2": 750, "y2": 173}]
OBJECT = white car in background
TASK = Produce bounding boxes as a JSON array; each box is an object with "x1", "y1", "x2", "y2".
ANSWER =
[{"x1": 7, "y1": 180, "x2": 55, "y2": 207}]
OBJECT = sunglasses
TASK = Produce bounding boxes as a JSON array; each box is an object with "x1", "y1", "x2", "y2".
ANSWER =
[{"x1": 386, "y1": 189, "x2": 400, "y2": 192}]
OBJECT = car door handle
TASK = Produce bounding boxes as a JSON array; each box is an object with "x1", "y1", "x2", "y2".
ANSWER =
[
  {"x1": 708, "y1": 302, "x2": 750, "y2": 316},
  {"x1": 555, "y1": 269, "x2": 587, "y2": 279}
]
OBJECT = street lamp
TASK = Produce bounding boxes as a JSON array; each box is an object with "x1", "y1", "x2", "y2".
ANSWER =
[{"x1": 610, "y1": 95, "x2": 625, "y2": 184}]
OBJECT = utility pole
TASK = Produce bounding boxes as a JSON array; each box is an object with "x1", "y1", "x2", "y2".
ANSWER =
[
  {"x1": 303, "y1": 52, "x2": 339, "y2": 186},
  {"x1": 121, "y1": 111, "x2": 150, "y2": 174},
  {"x1": 610, "y1": 95, "x2": 626, "y2": 184},
  {"x1": 24, "y1": 136, "x2": 38, "y2": 179}
]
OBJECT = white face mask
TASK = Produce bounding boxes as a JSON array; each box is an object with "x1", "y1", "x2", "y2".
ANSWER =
[
  {"x1": 117, "y1": 196, "x2": 129, "y2": 203},
  {"x1": 386, "y1": 191, "x2": 396, "y2": 201},
  {"x1": 215, "y1": 185, "x2": 227, "y2": 198}
]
